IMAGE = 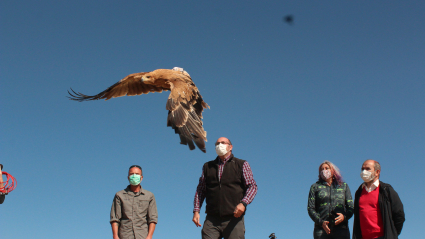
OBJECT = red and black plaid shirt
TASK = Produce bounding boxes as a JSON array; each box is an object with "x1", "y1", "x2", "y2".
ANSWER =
[{"x1": 193, "y1": 154, "x2": 258, "y2": 212}]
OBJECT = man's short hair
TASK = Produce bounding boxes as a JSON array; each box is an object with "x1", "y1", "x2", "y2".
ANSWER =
[
  {"x1": 129, "y1": 165, "x2": 143, "y2": 175},
  {"x1": 373, "y1": 160, "x2": 381, "y2": 172}
]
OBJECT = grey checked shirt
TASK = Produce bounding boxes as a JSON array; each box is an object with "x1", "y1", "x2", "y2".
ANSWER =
[{"x1": 110, "y1": 186, "x2": 158, "y2": 239}]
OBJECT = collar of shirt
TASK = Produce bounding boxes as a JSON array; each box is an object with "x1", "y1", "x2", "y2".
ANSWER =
[
  {"x1": 218, "y1": 154, "x2": 232, "y2": 165},
  {"x1": 124, "y1": 185, "x2": 145, "y2": 196},
  {"x1": 319, "y1": 180, "x2": 332, "y2": 187},
  {"x1": 318, "y1": 180, "x2": 341, "y2": 188},
  {"x1": 362, "y1": 179, "x2": 380, "y2": 193}
]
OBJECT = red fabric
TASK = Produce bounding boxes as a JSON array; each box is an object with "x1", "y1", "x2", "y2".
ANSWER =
[{"x1": 359, "y1": 186, "x2": 384, "y2": 239}]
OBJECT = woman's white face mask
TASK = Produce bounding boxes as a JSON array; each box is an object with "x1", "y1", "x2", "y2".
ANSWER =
[
  {"x1": 215, "y1": 143, "x2": 228, "y2": 156},
  {"x1": 320, "y1": 169, "x2": 332, "y2": 180}
]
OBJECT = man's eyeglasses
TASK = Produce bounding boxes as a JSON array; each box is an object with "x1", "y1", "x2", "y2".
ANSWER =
[{"x1": 215, "y1": 141, "x2": 230, "y2": 146}]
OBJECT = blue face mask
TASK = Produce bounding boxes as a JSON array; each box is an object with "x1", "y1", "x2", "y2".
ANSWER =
[{"x1": 129, "y1": 174, "x2": 141, "y2": 186}]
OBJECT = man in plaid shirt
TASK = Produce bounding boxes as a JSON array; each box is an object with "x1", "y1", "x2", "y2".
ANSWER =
[{"x1": 192, "y1": 137, "x2": 258, "y2": 239}]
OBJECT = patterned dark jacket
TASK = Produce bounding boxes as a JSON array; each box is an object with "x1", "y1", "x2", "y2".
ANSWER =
[{"x1": 308, "y1": 180, "x2": 354, "y2": 228}]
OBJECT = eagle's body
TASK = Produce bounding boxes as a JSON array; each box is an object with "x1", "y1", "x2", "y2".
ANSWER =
[{"x1": 68, "y1": 67, "x2": 209, "y2": 152}]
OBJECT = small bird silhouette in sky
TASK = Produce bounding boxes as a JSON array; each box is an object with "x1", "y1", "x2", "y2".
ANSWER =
[{"x1": 283, "y1": 15, "x2": 294, "y2": 25}]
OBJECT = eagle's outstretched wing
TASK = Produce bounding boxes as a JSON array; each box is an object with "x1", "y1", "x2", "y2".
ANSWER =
[
  {"x1": 165, "y1": 76, "x2": 209, "y2": 152},
  {"x1": 67, "y1": 72, "x2": 168, "y2": 101},
  {"x1": 68, "y1": 68, "x2": 209, "y2": 153}
]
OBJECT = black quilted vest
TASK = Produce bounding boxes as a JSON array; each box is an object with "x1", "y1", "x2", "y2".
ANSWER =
[{"x1": 204, "y1": 155, "x2": 246, "y2": 217}]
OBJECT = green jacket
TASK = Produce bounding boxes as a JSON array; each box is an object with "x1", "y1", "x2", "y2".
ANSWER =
[{"x1": 308, "y1": 180, "x2": 354, "y2": 227}]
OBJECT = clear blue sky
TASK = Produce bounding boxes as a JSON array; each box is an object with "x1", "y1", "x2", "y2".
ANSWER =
[{"x1": 1, "y1": 1, "x2": 424, "y2": 238}]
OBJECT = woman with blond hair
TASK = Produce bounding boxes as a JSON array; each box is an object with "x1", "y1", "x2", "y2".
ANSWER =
[{"x1": 308, "y1": 161, "x2": 354, "y2": 239}]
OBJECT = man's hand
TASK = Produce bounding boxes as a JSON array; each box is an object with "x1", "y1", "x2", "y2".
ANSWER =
[
  {"x1": 145, "y1": 236, "x2": 152, "y2": 239},
  {"x1": 334, "y1": 213, "x2": 345, "y2": 225},
  {"x1": 113, "y1": 235, "x2": 120, "y2": 239},
  {"x1": 322, "y1": 221, "x2": 331, "y2": 234},
  {"x1": 233, "y1": 203, "x2": 245, "y2": 218},
  {"x1": 192, "y1": 212, "x2": 202, "y2": 227}
]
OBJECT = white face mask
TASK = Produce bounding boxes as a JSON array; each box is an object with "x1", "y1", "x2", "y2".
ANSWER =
[
  {"x1": 320, "y1": 170, "x2": 332, "y2": 180},
  {"x1": 360, "y1": 170, "x2": 375, "y2": 182},
  {"x1": 215, "y1": 143, "x2": 228, "y2": 156}
]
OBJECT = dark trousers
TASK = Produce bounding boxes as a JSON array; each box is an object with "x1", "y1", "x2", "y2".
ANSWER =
[
  {"x1": 202, "y1": 214, "x2": 245, "y2": 239},
  {"x1": 314, "y1": 226, "x2": 350, "y2": 239}
]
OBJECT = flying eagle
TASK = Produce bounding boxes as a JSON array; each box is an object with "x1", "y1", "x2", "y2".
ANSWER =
[{"x1": 68, "y1": 67, "x2": 209, "y2": 152}]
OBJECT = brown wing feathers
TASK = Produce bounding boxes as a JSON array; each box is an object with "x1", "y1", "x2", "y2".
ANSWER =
[
  {"x1": 68, "y1": 69, "x2": 209, "y2": 152},
  {"x1": 67, "y1": 73, "x2": 166, "y2": 101},
  {"x1": 167, "y1": 104, "x2": 207, "y2": 152},
  {"x1": 166, "y1": 79, "x2": 209, "y2": 152}
]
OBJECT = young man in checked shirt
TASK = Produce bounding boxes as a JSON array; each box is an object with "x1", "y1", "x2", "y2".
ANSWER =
[{"x1": 192, "y1": 137, "x2": 258, "y2": 239}]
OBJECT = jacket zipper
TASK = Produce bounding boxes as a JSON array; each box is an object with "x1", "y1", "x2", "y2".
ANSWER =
[{"x1": 329, "y1": 184, "x2": 332, "y2": 223}]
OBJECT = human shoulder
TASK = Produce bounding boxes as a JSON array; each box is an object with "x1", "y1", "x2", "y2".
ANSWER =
[
  {"x1": 231, "y1": 156, "x2": 246, "y2": 163},
  {"x1": 310, "y1": 181, "x2": 322, "y2": 189},
  {"x1": 379, "y1": 181, "x2": 399, "y2": 196},
  {"x1": 379, "y1": 181, "x2": 392, "y2": 189},
  {"x1": 205, "y1": 157, "x2": 219, "y2": 165},
  {"x1": 341, "y1": 182, "x2": 350, "y2": 189},
  {"x1": 203, "y1": 158, "x2": 219, "y2": 170},
  {"x1": 142, "y1": 188, "x2": 155, "y2": 197},
  {"x1": 115, "y1": 187, "x2": 129, "y2": 197},
  {"x1": 230, "y1": 156, "x2": 246, "y2": 168}
]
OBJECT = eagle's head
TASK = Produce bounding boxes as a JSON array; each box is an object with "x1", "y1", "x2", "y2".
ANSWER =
[{"x1": 141, "y1": 73, "x2": 155, "y2": 85}]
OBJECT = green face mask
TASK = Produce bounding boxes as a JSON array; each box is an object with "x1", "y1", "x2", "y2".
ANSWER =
[{"x1": 129, "y1": 174, "x2": 141, "y2": 186}]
